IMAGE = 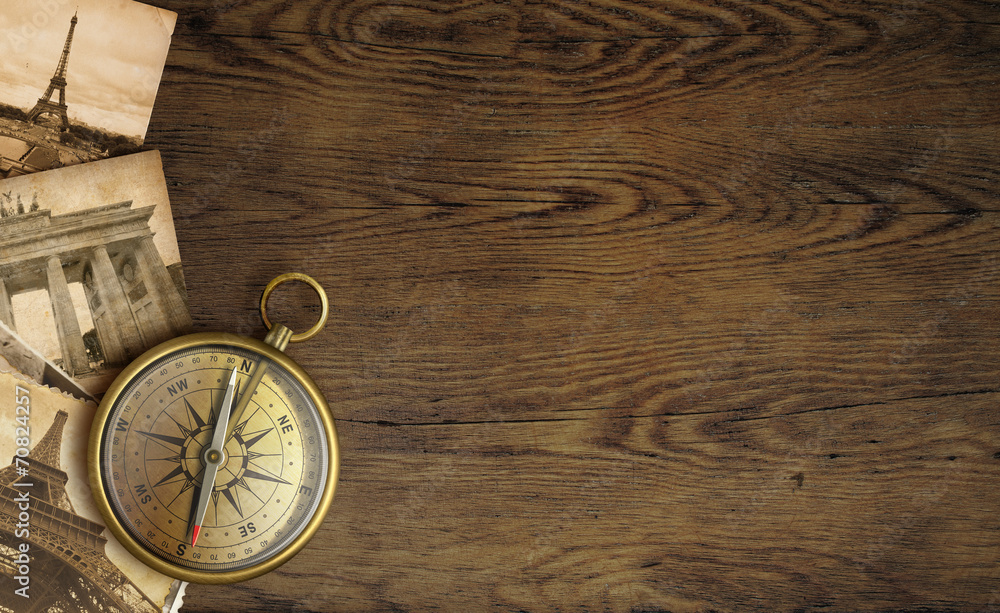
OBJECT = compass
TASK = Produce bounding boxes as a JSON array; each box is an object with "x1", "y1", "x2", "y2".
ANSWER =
[{"x1": 88, "y1": 273, "x2": 339, "y2": 584}]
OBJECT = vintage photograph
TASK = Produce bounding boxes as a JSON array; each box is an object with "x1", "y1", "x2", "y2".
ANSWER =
[
  {"x1": 0, "y1": 0, "x2": 176, "y2": 178},
  {"x1": 0, "y1": 150, "x2": 192, "y2": 398},
  {"x1": 0, "y1": 370, "x2": 175, "y2": 612}
]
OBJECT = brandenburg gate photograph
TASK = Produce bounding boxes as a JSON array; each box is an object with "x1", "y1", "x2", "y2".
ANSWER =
[{"x1": 0, "y1": 151, "x2": 189, "y2": 398}]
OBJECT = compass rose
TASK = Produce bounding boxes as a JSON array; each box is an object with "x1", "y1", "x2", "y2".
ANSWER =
[{"x1": 137, "y1": 391, "x2": 290, "y2": 525}]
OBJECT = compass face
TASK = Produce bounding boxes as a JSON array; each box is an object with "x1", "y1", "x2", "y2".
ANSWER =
[{"x1": 94, "y1": 339, "x2": 335, "y2": 582}]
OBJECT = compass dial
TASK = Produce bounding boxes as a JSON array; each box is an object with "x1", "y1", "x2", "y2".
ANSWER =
[{"x1": 92, "y1": 338, "x2": 337, "y2": 583}]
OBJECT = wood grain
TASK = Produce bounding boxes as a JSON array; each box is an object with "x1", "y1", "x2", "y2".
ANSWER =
[{"x1": 134, "y1": 0, "x2": 1000, "y2": 610}]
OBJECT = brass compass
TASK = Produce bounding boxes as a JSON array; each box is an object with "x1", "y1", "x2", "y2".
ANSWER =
[{"x1": 89, "y1": 273, "x2": 339, "y2": 584}]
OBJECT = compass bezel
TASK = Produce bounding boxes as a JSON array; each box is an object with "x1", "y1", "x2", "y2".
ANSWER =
[{"x1": 88, "y1": 332, "x2": 339, "y2": 584}]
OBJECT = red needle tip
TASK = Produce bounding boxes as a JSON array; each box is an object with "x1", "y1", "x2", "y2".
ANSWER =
[{"x1": 191, "y1": 525, "x2": 201, "y2": 546}]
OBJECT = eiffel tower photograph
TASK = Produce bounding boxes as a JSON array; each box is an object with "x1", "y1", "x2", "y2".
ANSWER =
[
  {"x1": 25, "y1": 12, "x2": 78, "y2": 133},
  {"x1": 0, "y1": 0, "x2": 176, "y2": 178},
  {"x1": 0, "y1": 389, "x2": 173, "y2": 612}
]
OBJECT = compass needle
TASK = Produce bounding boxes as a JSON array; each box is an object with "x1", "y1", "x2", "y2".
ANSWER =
[
  {"x1": 225, "y1": 359, "x2": 269, "y2": 444},
  {"x1": 187, "y1": 366, "x2": 239, "y2": 546}
]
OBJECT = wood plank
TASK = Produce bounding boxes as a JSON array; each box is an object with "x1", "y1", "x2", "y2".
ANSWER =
[
  {"x1": 133, "y1": 0, "x2": 1000, "y2": 610},
  {"x1": 186, "y1": 394, "x2": 1000, "y2": 611},
  {"x1": 148, "y1": 33, "x2": 1000, "y2": 217}
]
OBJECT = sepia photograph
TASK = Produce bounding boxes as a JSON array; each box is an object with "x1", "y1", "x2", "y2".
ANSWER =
[
  {"x1": 0, "y1": 0, "x2": 175, "y2": 178},
  {"x1": 0, "y1": 370, "x2": 175, "y2": 612},
  {"x1": 0, "y1": 150, "x2": 192, "y2": 399}
]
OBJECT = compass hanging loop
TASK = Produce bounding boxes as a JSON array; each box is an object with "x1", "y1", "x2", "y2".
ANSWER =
[{"x1": 260, "y1": 273, "x2": 329, "y2": 345}]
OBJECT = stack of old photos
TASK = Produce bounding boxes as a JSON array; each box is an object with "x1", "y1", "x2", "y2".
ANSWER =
[{"x1": 0, "y1": 1, "x2": 189, "y2": 611}]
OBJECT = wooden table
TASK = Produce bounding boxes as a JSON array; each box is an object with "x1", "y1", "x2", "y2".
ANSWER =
[{"x1": 148, "y1": 0, "x2": 1000, "y2": 610}]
